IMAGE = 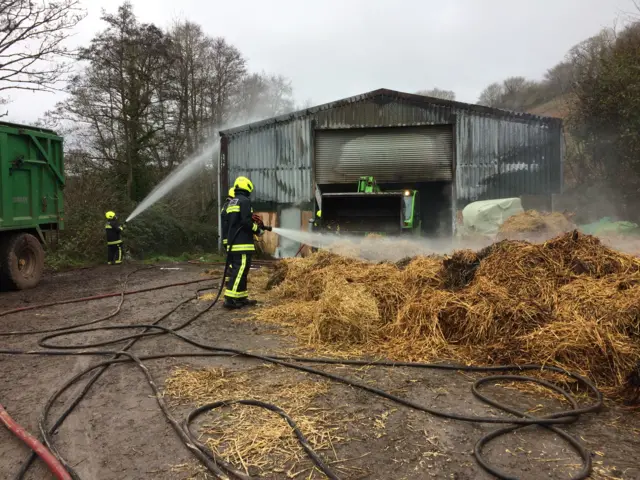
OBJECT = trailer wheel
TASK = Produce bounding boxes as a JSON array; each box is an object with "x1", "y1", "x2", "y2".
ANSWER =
[{"x1": 0, "y1": 233, "x2": 45, "y2": 290}]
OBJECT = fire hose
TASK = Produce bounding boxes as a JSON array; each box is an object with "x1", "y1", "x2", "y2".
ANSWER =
[
  {"x1": 0, "y1": 226, "x2": 603, "y2": 480},
  {"x1": 0, "y1": 404, "x2": 72, "y2": 480}
]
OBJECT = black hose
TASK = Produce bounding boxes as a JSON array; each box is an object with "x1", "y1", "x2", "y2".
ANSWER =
[
  {"x1": 10, "y1": 228, "x2": 241, "y2": 480},
  {"x1": 186, "y1": 400, "x2": 339, "y2": 480},
  {"x1": 0, "y1": 227, "x2": 603, "y2": 480},
  {"x1": 2, "y1": 342, "x2": 602, "y2": 480}
]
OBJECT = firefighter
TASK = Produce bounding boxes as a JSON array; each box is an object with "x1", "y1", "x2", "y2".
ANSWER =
[
  {"x1": 105, "y1": 211, "x2": 125, "y2": 265},
  {"x1": 220, "y1": 187, "x2": 235, "y2": 284},
  {"x1": 311, "y1": 210, "x2": 322, "y2": 253},
  {"x1": 223, "y1": 176, "x2": 270, "y2": 309},
  {"x1": 220, "y1": 187, "x2": 235, "y2": 252}
]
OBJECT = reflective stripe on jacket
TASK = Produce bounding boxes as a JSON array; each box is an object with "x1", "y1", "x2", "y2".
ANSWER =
[
  {"x1": 105, "y1": 219, "x2": 123, "y2": 244},
  {"x1": 225, "y1": 190, "x2": 259, "y2": 252}
]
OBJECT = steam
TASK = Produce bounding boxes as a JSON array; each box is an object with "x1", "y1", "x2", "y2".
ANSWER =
[
  {"x1": 271, "y1": 226, "x2": 640, "y2": 262},
  {"x1": 271, "y1": 227, "x2": 491, "y2": 262}
]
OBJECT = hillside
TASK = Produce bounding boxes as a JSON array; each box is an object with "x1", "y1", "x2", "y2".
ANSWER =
[{"x1": 527, "y1": 94, "x2": 571, "y2": 119}]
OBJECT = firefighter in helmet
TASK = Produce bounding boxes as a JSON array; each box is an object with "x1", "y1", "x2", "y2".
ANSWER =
[
  {"x1": 105, "y1": 211, "x2": 124, "y2": 265},
  {"x1": 311, "y1": 209, "x2": 322, "y2": 253},
  {"x1": 223, "y1": 176, "x2": 271, "y2": 308}
]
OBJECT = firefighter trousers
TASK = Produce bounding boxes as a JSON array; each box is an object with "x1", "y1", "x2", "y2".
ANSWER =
[
  {"x1": 223, "y1": 246, "x2": 234, "y2": 283},
  {"x1": 225, "y1": 253, "x2": 252, "y2": 299},
  {"x1": 107, "y1": 244, "x2": 123, "y2": 265}
]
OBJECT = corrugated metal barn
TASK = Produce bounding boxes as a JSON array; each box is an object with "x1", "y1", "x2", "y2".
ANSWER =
[{"x1": 218, "y1": 89, "x2": 563, "y2": 256}]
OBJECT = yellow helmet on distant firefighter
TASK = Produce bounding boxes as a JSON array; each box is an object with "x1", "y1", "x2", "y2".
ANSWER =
[
  {"x1": 105, "y1": 211, "x2": 116, "y2": 220},
  {"x1": 227, "y1": 187, "x2": 235, "y2": 198},
  {"x1": 233, "y1": 176, "x2": 254, "y2": 193},
  {"x1": 316, "y1": 210, "x2": 322, "y2": 218}
]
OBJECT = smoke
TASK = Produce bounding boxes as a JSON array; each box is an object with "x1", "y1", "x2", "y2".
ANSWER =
[
  {"x1": 271, "y1": 227, "x2": 492, "y2": 262},
  {"x1": 273, "y1": 224, "x2": 640, "y2": 263}
]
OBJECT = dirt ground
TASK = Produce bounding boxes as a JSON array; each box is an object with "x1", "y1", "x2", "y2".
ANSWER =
[{"x1": 1, "y1": 264, "x2": 639, "y2": 480}]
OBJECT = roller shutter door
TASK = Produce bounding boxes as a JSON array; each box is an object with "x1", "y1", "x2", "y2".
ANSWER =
[{"x1": 315, "y1": 126, "x2": 453, "y2": 184}]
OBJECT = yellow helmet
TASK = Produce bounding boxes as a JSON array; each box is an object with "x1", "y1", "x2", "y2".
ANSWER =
[
  {"x1": 228, "y1": 187, "x2": 235, "y2": 198},
  {"x1": 105, "y1": 211, "x2": 116, "y2": 220},
  {"x1": 233, "y1": 176, "x2": 254, "y2": 193},
  {"x1": 316, "y1": 210, "x2": 322, "y2": 218}
]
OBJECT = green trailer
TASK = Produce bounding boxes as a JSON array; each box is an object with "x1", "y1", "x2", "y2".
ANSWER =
[{"x1": 0, "y1": 121, "x2": 64, "y2": 290}]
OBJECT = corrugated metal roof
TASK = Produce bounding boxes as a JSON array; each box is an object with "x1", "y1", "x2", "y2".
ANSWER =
[{"x1": 220, "y1": 88, "x2": 561, "y2": 136}]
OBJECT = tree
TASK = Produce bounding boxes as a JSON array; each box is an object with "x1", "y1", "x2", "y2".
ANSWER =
[
  {"x1": 567, "y1": 28, "x2": 616, "y2": 76},
  {"x1": 477, "y1": 82, "x2": 504, "y2": 107},
  {"x1": 166, "y1": 20, "x2": 212, "y2": 157},
  {"x1": 477, "y1": 77, "x2": 541, "y2": 110},
  {"x1": 0, "y1": 0, "x2": 86, "y2": 105},
  {"x1": 544, "y1": 61, "x2": 575, "y2": 96},
  {"x1": 55, "y1": 2, "x2": 172, "y2": 201},
  {"x1": 502, "y1": 76, "x2": 529, "y2": 96},
  {"x1": 233, "y1": 72, "x2": 296, "y2": 122},
  {"x1": 206, "y1": 37, "x2": 246, "y2": 127},
  {"x1": 567, "y1": 21, "x2": 640, "y2": 219},
  {"x1": 415, "y1": 87, "x2": 456, "y2": 101}
]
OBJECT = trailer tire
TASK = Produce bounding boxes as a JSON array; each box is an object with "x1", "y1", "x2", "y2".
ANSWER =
[{"x1": 0, "y1": 233, "x2": 45, "y2": 290}]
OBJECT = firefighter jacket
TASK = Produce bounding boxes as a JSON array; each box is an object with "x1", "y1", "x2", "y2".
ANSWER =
[
  {"x1": 225, "y1": 189, "x2": 260, "y2": 252},
  {"x1": 105, "y1": 219, "x2": 124, "y2": 245},
  {"x1": 220, "y1": 197, "x2": 232, "y2": 246}
]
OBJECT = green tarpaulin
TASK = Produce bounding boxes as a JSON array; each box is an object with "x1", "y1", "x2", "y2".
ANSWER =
[{"x1": 579, "y1": 217, "x2": 640, "y2": 236}]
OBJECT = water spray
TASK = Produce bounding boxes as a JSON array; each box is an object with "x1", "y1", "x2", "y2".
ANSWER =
[{"x1": 126, "y1": 140, "x2": 220, "y2": 223}]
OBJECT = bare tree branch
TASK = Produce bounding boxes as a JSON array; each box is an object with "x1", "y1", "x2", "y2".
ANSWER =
[
  {"x1": 0, "y1": 0, "x2": 86, "y2": 97},
  {"x1": 415, "y1": 87, "x2": 456, "y2": 101}
]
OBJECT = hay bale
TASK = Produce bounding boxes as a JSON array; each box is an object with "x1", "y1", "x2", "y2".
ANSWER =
[
  {"x1": 440, "y1": 250, "x2": 480, "y2": 290},
  {"x1": 394, "y1": 257, "x2": 414, "y2": 270},
  {"x1": 401, "y1": 256, "x2": 442, "y2": 288},
  {"x1": 255, "y1": 230, "x2": 640, "y2": 398},
  {"x1": 516, "y1": 319, "x2": 640, "y2": 387},
  {"x1": 266, "y1": 261, "x2": 288, "y2": 290},
  {"x1": 498, "y1": 210, "x2": 575, "y2": 241},
  {"x1": 307, "y1": 277, "x2": 381, "y2": 345}
]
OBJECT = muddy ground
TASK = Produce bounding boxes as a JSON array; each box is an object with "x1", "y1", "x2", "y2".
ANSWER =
[{"x1": 1, "y1": 264, "x2": 639, "y2": 480}]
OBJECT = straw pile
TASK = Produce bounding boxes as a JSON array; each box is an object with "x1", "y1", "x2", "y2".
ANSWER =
[
  {"x1": 256, "y1": 231, "x2": 640, "y2": 399},
  {"x1": 498, "y1": 210, "x2": 576, "y2": 241},
  {"x1": 164, "y1": 365, "x2": 342, "y2": 477}
]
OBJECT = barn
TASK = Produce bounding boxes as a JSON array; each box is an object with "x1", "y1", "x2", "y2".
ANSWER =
[{"x1": 218, "y1": 88, "x2": 563, "y2": 256}]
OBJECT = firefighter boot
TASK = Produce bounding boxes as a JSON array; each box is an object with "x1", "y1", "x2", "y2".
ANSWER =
[
  {"x1": 238, "y1": 298, "x2": 258, "y2": 307},
  {"x1": 223, "y1": 298, "x2": 243, "y2": 309}
]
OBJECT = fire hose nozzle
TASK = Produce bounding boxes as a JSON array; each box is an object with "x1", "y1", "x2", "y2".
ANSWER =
[{"x1": 263, "y1": 225, "x2": 273, "y2": 232}]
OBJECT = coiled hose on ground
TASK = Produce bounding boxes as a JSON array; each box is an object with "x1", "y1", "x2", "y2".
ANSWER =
[{"x1": 0, "y1": 229, "x2": 603, "y2": 480}]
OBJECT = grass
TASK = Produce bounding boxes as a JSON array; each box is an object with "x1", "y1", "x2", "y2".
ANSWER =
[
  {"x1": 142, "y1": 252, "x2": 225, "y2": 264},
  {"x1": 45, "y1": 249, "x2": 225, "y2": 271},
  {"x1": 45, "y1": 251, "x2": 94, "y2": 272}
]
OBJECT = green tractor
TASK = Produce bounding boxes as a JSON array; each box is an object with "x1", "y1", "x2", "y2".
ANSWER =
[{"x1": 319, "y1": 176, "x2": 421, "y2": 236}]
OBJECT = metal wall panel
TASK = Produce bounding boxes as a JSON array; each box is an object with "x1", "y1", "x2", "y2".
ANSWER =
[
  {"x1": 454, "y1": 113, "x2": 560, "y2": 205},
  {"x1": 315, "y1": 126, "x2": 453, "y2": 184},
  {"x1": 226, "y1": 117, "x2": 313, "y2": 206}
]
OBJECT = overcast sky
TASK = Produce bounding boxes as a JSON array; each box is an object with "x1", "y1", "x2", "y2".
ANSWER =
[{"x1": 4, "y1": 0, "x2": 635, "y2": 125}]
